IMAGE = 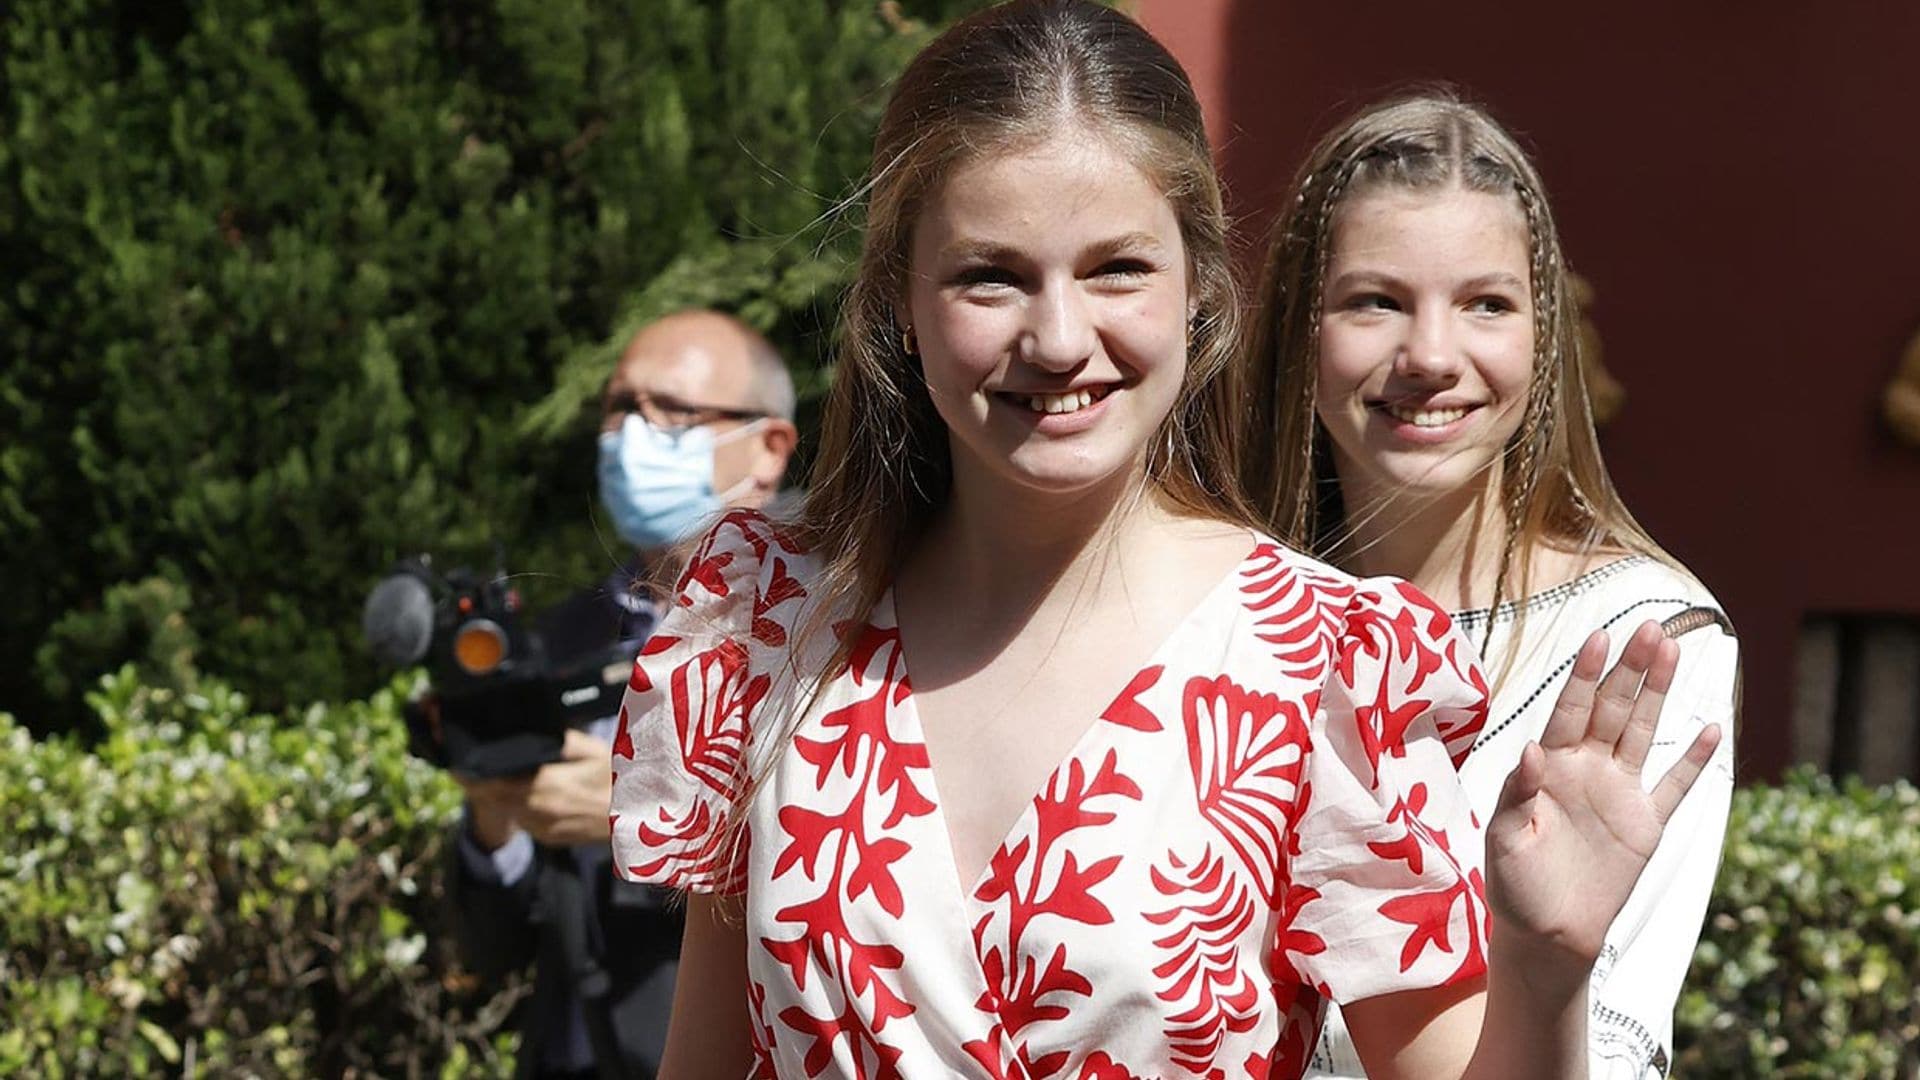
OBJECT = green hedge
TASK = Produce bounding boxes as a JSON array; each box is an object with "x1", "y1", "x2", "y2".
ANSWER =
[
  {"x1": 5, "y1": 676, "x2": 1916, "y2": 1077},
  {"x1": 0, "y1": 0, "x2": 985, "y2": 733},
  {"x1": 1675, "y1": 767, "x2": 1920, "y2": 1078},
  {"x1": 0, "y1": 669, "x2": 513, "y2": 1077}
]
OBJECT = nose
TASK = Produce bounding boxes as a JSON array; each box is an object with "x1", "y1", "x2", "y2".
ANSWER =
[
  {"x1": 1394, "y1": 307, "x2": 1464, "y2": 383},
  {"x1": 1020, "y1": 280, "x2": 1096, "y2": 373}
]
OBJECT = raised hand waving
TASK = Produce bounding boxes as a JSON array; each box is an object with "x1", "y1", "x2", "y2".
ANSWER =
[{"x1": 1484, "y1": 620, "x2": 1724, "y2": 964}]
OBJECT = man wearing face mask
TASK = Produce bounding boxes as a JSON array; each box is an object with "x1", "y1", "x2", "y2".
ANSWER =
[{"x1": 448, "y1": 309, "x2": 797, "y2": 1080}]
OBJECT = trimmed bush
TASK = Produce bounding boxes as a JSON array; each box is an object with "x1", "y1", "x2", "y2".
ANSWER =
[
  {"x1": 0, "y1": 0, "x2": 986, "y2": 732},
  {"x1": 6, "y1": 678, "x2": 1917, "y2": 1076},
  {"x1": 1675, "y1": 767, "x2": 1920, "y2": 1079},
  {"x1": 0, "y1": 669, "x2": 514, "y2": 1077}
]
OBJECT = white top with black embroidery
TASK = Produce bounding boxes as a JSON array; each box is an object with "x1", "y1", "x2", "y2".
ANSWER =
[{"x1": 1306, "y1": 555, "x2": 1739, "y2": 1080}]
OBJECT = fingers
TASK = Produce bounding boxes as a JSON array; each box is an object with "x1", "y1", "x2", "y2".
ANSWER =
[
  {"x1": 1543, "y1": 622, "x2": 1673, "y2": 755},
  {"x1": 1496, "y1": 739, "x2": 1546, "y2": 815},
  {"x1": 1488, "y1": 741, "x2": 1546, "y2": 858},
  {"x1": 561, "y1": 727, "x2": 611, "y2": 759},
  {"x1": 1648, "y1": 724, "x2": 1723, "y2": 823},
  {"x1": 1585, "y1": 621, "x2": 1665, "y2": 748},
  {"x1": 527, "y1": 756, "x2": 613, "y2": 813},
  {"x1": 1613, "y1": 636, "x2": 1679, "y2": 772},
  {"x1": 1540, "y1": 630, "x2": 1607, "y2": 748},
  {"x1": 525, "y1": 761, "x2": 616, "y2": 847}
]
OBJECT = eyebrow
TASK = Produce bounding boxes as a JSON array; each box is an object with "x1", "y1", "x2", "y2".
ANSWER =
[
  {"x1": 1458, "y1": 271, "x2": 1528, "y2": 292},
  {"x1": 1084, "y1": 231, "x2": 1168, "y2": 260},
  {"x1": 1325, "y1": 270, "x2": 1399, "y2": 293},
  {"x1": 1326, "y1": 269, "x2": 1528, "y2": 292},
  {"x1": 939, "y1": 231, "x2": 1167, "y2": 264}
]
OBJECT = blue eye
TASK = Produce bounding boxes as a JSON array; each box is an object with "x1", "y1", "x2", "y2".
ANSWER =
[
  {"x1": 1350, "y1": 293, "x2": 1400, "y2": 312},
  {"x1": 1094, "y1": 259, "x2": 1153, "y2": 278},
  {"x1": 1468, "y1": 296, "x2": 1516, "y2": 315}
]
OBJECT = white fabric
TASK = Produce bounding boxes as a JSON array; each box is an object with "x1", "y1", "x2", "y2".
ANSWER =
[{"x1": 1307, "y1": 555, "x2": 1739, "y2": 1080}]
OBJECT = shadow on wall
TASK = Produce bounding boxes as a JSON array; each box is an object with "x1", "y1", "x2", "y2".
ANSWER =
[{"x1": 1795, "y1": 616, "x2": 1920, "y2": 785}]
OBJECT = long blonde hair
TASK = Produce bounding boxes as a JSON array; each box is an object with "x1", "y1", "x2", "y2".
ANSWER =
[
  {"x1": 794, "y1": 0, "x2": 1256, "y2": 663},
  {"x1": 714, "y1": 0, "x2": 1258, "y2": 860},
  {"x1": 1235, "y1": 91, "x2": 1678, "y2": 662}
]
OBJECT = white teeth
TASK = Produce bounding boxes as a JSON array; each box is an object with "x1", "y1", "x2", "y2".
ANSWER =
[
  {"x1": 1027, "y1": 389, "x2": 1096, "y2": 415},
  {"x1": 1385, "y1": 403, "x2": 1469, "y2": 428}
]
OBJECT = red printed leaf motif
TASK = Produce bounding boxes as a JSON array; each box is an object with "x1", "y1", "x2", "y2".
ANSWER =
[
  {"x1": 1145, "y1": 844, "x2": 1262, "y2": 1073},
  {"x1": 677, "y1": 547, "x2": 735, "y2": 605},
  {"x1": 753, "y1": 555, "x2": 808, "y2": 646},
  {"x1": 846, "y1": 836, "x2": 913, "y2": 917},
  {"x1": 969, "y1": 745, "x2": 1143, "y2": 1073},
  {"x1": 1102, "y1": 665, "x2": 1165, "y2": 731},
  {"x1": 1379, "y1": 882, "x2": 1467, "y2": 973},
  {"x1": 669, "y1": 639, "x2": 758, "y2": 795},
  {"x1": 1240, "y1": 544, "x2": 1351, "y2": 682},
  {"x1": 759, "y1": 613, "x2": 929, "y2": 1075},
  {"x1": 773, "y1": 805, "x2": 840, "y2": 880},
  {"x1": 1183, "y1": 674, "x2": 1309, "y2": 906},
  {"x1": 1035, "y1": 852, "x2": 1121, "y2": 926}
]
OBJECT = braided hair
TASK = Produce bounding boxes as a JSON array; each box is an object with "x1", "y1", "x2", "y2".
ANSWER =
[{"x1": 1237, "y1": 89, "x2": 1677, "y2": 672}]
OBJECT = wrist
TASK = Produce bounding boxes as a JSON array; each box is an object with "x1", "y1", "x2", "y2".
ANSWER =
[
  {"x1": 1466, "y1": 924, "x2": 1591, "y2": 1080},
  {"x1": 1488, "y1": 920, "x2": 1592, "y2": 1003}
]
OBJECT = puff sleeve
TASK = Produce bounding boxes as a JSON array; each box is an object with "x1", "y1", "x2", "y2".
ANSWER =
[
  {"x1": 1277, "y1": 576, "x2": 1493, "y2": 1004},
  {"x1": 609, "y1": 510, "x2": 807, "y2": 895}
]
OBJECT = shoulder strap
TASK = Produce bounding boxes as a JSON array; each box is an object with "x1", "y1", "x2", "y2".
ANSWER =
[
  {"x1": 1661, "y1": 606, "x2": 1734, "y2": 640},
  {"x1": 1659, "y1": 605, "x2": 1743, "y2": 741}
]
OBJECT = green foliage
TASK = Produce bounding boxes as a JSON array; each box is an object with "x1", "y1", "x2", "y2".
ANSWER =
[
  {"x1": 0, "y1": 667, "x2": 520, "y2": 1076},
  {"x1": 36, "y1": 572, "x2": 202, "y2": 705},
  {"x1": 1675, "y1": 767, "x2": 1920, "y2": 1079},
  {"x1": 6, "y1": 670, "x2": 1915, "y2": 1076},
  {"x1": 0, "y1": 0, "x2": 986, "y2": 730}
]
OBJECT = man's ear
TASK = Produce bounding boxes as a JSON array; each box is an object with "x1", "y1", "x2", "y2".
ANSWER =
[{"x1": 756, "y1": 419, "x2": 800, "y2": 488}]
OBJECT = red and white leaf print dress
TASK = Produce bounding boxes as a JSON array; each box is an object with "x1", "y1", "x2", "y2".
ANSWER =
[{"x1": 612, "y1": 511, "x2": 1491, "y2": 1080}]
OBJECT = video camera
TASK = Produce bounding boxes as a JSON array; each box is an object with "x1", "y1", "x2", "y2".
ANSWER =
[{"x1": 362, "y1": 557, "x2": 632, "y2": 777}]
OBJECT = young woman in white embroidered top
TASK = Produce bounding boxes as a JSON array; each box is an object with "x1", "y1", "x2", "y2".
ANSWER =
[
  {"x1": 1235, "y1": 92, "x2": 1739, "y2": 1080},
  {"x1": 610, "y1": 8, "x2": 1720, "y2": 1079}
]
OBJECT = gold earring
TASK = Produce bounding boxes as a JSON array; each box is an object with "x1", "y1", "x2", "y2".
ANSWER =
[{"x1": 901, "y1": 326, "x2": 918, "y2": 356}]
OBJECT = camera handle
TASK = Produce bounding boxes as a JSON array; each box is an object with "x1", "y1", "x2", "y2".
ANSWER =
[{"x1": 538, "y1": 848, "x2": 644, "y2": 1080}]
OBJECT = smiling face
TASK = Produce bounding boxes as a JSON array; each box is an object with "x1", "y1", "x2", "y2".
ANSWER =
[
  {"x1": 903, "y1": 124, "x2": 1191, "y2": 503},
  {"x1": 1316, "y1": 185, "x2": 1536, "y2": 510}
]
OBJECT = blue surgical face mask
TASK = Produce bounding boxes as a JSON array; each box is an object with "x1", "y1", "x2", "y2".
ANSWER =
[{"x1": 597, "y1": 413, "x2": 762, "y2": 549}]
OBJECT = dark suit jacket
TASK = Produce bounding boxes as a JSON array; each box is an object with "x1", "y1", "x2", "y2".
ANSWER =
[
  {"x1": 448, "y1": 835, "x2": 683, "y2": 1078},
  {"x1": 446, "y1": 563, "x2": 682, "y2": 1079}
]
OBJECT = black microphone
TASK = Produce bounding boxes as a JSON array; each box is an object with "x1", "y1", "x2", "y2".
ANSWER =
[{"x1": 362, "y1": 572, "x2": 436, "y2": 667}]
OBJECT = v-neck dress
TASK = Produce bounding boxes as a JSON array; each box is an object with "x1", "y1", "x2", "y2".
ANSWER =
[{"x1": 611, "y1": 511, "x2": 1492, "y2": 1080}]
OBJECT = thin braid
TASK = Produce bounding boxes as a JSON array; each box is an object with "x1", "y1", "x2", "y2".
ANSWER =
[
  {"x1": 1294, "y1": 155, "x2": 1362, "y2": 546},
  {"x1": 1511, "y1": 180, "x2": 1563, "y2": 516},
  {"x1": 1482, "y1": 181, "x2": 1560, "y2": 654}
]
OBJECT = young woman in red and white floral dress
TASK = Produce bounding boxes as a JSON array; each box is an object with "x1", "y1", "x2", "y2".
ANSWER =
[{"x1": 609, "y1": 5, "x2": 1719, "y2": 1078}]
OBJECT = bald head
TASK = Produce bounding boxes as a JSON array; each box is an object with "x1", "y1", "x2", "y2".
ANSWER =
[{"x1": 611, "y1": 310, "x2": 794, "y2": 422}]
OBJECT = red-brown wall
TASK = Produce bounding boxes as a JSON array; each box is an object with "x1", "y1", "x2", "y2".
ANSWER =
[{"x1": 1139, "y1": 0, "x2": 1920, "y2": 780}]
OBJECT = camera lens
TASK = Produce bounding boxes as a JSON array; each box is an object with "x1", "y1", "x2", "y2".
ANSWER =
[{"x1": 453, "y1": 619, "x2": 510, "y2": 675}]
